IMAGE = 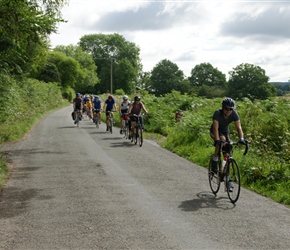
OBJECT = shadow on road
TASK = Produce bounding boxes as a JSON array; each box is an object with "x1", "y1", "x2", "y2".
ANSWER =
[
  {"x1": 110, "y1": 141, "x2": 137, "y2": 148},
  {"x1": 179, "y1": 191, "x2": 236, "y2": 211},
  {"x1": 0, "y1": 187, "x2": 53, "y2": 219}
]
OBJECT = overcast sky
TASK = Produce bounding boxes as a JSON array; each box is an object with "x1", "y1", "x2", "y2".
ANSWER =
[{"x1": 50, "y1": 0, "x2": 290, "y2": 82}]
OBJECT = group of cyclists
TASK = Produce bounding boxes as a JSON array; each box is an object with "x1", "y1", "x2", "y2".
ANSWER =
[
  {"x1": 73, "y1": 93, "x2": 148, "y2": 139},
  {"x1": 73, "y1": 93, "x2": 246, "y2": 181}
]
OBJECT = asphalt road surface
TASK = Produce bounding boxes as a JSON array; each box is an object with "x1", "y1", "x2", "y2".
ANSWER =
[{"x1": 0, "y1": 106, "x2": 289, "y2": 250}]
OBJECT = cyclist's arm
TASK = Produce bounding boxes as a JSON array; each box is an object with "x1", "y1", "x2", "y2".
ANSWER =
[
  {"x1": 234, "y1": 120, "x2": 244, "y2": 139},
  {"x1": 212, "y1": 119, "x2": 219, "y2": 141},
  {"x1": 141, "y1": 104, "x2": 148, "y2": 115},
  {"x1": 119, "y1": 104, "x2": 122, "y2": 115}
]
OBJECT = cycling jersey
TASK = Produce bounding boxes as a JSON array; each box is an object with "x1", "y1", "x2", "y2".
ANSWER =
[
  {"x1": 93, "y1": 99, "x2": 101, "y2": 110},
  {"x1": 105, "y1": 98, "x2": 115, "y2": 111},
  {"x1": 86, "y1": 100, "x2": 93, "y2": 108},
  {"x1": 130, "y1": 102, "x2": 142, "y2": 115},
  {"x1": 211, "y1": 109, "x2": 239, "y2": 134},
  {"x1": 73, "y1": 97, "x2": 82, "y2": 109}
]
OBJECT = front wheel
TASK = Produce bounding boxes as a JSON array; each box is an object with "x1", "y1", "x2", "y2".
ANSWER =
[
  {"x1": 138, "y1": 127, "x2": 143, "y2": 147},
  {"x1": 123, "y1": 121, "x2": 128, "y2": 139},
  {"x1": 134, "y1": 128, "x2": 138, "y2": 144},
  {"x1": 108, "y1": 119, "x2": 112, "y2": 133},
  {"x1": 226, "y1": 159, "x2": 241, "y2": 204},
  {"x1": 95, "y1": 116, "x2": 99, "y2": 129},
  {"x1": 208, "y1": 155, "x2": 220, "y2": 194}
]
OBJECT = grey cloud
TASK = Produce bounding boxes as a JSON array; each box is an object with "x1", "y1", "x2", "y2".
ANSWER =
[
  {"x1": 220, "y1": 6, "x2": 290, "y2": 40},
  {"x1": 89, "y1": 3, "x2": 197, "y2": 32}
]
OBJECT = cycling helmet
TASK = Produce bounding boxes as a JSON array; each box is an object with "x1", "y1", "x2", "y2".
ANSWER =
[
  {"x1": 108, "y1": 95, "x2": 113, "y2": 99},
  {"x1": 76, "y1": 93, "x2": 81, "y2": 97},
  {"x1": 95, "y1": 95, "x2": 99, "y2": 99},
  {"x1": 222, "y1": 97, "x2": 235, "y2": 109},
  {"x1": 123, "y1": 95, "x2": 128, "y2": 100},
  {"x1": 134, "y1": 95, "x2": 141, "y2": 101}
]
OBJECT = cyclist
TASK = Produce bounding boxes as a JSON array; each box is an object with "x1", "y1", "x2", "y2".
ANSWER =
[
  {"x1": 85, "y1": 96, "x2": 93, "y2": 119},
  {"x1": 92, "y1": 95, "x2": 102, "y2": 124},
  {"x1": 82, "y1": 95, "x2": 87, "y2": 113},
  {"x1": 119, "y1": 95, "x2": 131, "y2": 134},
  {"x1": 210, "y1": 97, "x2": 245, "y2": 181},
  {"x1": 73, "y1": 93, "x2": 83, "y2": 124},
  {"x1": 103, "y1": 94, "x2": 117, "y2": 131},
  {"x1": 175, "y1": 109, "x2": 183, "y2": 122},
  {"x1": 128, "y1": 95, "x2": 148, "y2": 139}
]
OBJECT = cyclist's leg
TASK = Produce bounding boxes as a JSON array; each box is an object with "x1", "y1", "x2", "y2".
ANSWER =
[
  {"x1": 209, "y1": 130, "x2": 226, "y2": 174},
  {"x1": 99, "y1": 111, "x2": 102, "y2": 123}
]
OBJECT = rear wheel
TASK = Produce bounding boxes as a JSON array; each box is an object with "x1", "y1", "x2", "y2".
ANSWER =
[
  {"x1": 226, "y1": 159, "x2": 241, "y2": 204},
  {"x1": 208, "y1": 155, "x2": 220, "y2": 194}
]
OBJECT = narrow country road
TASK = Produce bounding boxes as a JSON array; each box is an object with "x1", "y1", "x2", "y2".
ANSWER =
[{"x1": 0, "y1": 106, "x2": 289, "y2": 250}]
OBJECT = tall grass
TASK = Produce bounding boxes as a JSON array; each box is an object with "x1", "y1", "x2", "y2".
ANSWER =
[{"x1": 0, "y1": 74, "x2": 69, "y2": 187}]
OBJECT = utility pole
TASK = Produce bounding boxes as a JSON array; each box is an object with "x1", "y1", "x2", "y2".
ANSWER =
[{"x1": 110, "y1": 57, "x2": 113, "y2": 94}]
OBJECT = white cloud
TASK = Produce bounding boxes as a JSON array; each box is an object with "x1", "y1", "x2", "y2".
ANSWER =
[{"x1": 50, "y1": 1, "x2": 290, "y2": 82}]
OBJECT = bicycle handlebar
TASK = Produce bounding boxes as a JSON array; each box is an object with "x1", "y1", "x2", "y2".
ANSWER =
[
  {"x1": 130, "y1": 113, "x2": 145, "y2": 117},
  {"x1": 219, "y1": 140, "x2": 249, "y2": 156}
]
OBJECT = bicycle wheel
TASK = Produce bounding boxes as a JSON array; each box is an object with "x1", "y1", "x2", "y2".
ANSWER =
[
  {"x1": 226, "y1": 159, "x2": 241, "y2": 204},
  {"x1": 108, "y1": 120, "x2": 112, "y2": 133},
  {"x1": 134, "y1": 128, "x2": 138, "y2": 144},
  {"x1": 95, "y1": 116, "x2": 99, "y2": 129},
  {"x1": 138, "y1": 127, "x2": 143, "y2": 147},
  {"x1": 123, "y1": 122, "x2": 128, "y2": 139},
  {"x1": 208, "y1": 155, "x2": 220, "y2": 194},
  {"x1": 130, "y1": 132, "x2": 134, "y2": 142}
]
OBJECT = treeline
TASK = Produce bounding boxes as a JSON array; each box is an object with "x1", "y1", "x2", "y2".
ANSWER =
[{"x1": 1, "y1": 0, "x2": 284, "y2": 105}]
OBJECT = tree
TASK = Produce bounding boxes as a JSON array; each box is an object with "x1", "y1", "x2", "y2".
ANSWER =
[
  {"x1": 228, "y1": 63, "x2": 276, "y2": 100},
  {"x1": 150, "y1": 59, "x2": 184, "y2": 96},
  {"x1": 188, "y1": 62, "x2": 226, "y2": 87},
  {"x1": 0, "y1": 0, "x2": 67, "y2": 75},
  {"x1": 78, "y1": 33, "x2": 141, "y2": 94},
  {"x1": 44, "y1": 51, "x2": 84, "y2": 89},
  {"x1": 53, "y1": 45, "x2": 99, "y2": 93}
]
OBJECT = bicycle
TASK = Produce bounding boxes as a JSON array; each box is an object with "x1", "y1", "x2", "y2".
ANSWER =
[
  {"x1": 106, "y1": 110, "x2": 115, "y2": 133},
  {"x1": 93, "y1": 109, "x2": 102, "y2": 129},
  {"x1": 130, "y1": 114, "x2": 144, "y2": 147},
  {"x1": 208, "y1": 140, "x2": 248, "y2": 204},
  {"x1": 74, "y1": 109, "x2": 82, "y2": 128},
  {"x1": 121, "y1": 112, "x2": 130, "y2": 139}
]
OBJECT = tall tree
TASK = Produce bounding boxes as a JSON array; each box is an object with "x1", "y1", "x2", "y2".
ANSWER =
[
  {"x1": 188, "y1": 62, "x2": 226, "y2": 87},
  {"x1": 53, "y1": 45, "x2": 99, "y2": 93},
  {"x1": 150, "y1": 59, "x2": 184, "y2": 96},
  {"x1": 78, "y1": 33, "x2": 141, "y2": 94},
  {"x1": 228, "y1": 63, "x2": 276, "y2": 100},
  {"x1": 0, "y1": 0, "x2": 67, "y2": 75},
  {"x1": 45, "y1": 51, "x2": 85, "y2": 89}
]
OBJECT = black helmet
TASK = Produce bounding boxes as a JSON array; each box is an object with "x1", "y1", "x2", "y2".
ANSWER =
[
  {"x1": 134, "y1": 95, "x2": 141, "y2": 101},
  {"x1": 222, "y1": 97, "x2": 235, "y2": 109}
]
